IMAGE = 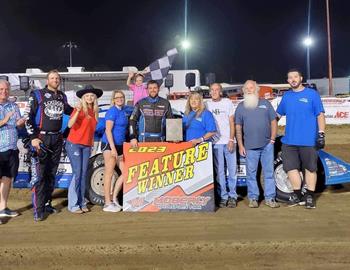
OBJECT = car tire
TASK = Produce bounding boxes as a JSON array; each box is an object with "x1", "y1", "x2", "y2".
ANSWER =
[
  {"x1": 273, "y1": 152, "x2": 294, "y2": 202},
  {"x1": 273, "y1": 151, "x2": 325, "y2": 202},
  {"x1": 86, "y1": 154, "x2": 121, "y2": 206}
]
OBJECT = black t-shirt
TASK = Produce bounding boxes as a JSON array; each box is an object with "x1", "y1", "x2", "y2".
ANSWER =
[{"x1": 25, "y1": 87, "x2": 73, "y2": 139}]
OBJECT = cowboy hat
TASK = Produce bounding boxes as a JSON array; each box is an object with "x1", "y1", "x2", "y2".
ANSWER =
[{"x1": 76, "y1": 85, "x2": 103, "y2": 98}]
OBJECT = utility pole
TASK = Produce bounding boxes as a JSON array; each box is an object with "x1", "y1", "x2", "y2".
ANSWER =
[{"x1": 184, "y1": 0, "x2": 188, "y2": 70}]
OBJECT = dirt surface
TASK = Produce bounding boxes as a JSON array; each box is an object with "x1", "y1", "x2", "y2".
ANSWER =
[{"x1": 1, "y1": 126, "x2": 350, "y2": 269}]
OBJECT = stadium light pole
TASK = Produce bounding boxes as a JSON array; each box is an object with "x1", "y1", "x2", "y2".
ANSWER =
[
  {"x1": 303, "y1": 0, "x2": 312, "y2": 81},
  {"x1": 303, "y1": 37, "x2": 313, "y2": 81},
  {"x1": 183, "y1": 0, "x2": 189, "y2": 69},
  {"x1": 181, "y1": 39, "x2": 191, "y2": 70},
  {"x1": 62, "y1": 41, "x2": 78, "y2": 67}
]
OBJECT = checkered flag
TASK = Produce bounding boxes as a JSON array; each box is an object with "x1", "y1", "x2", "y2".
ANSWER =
[{"x1": 143, "y1": 48, "x2": 178, "y2": 85}]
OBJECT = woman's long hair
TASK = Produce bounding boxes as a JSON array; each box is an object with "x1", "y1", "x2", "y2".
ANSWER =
[
  {"x1": 184, "y1": 92, "x2": 205, "y2": 117},
  {"x1": 81, "y1": 93, "x2": 99, "y2": 120}
]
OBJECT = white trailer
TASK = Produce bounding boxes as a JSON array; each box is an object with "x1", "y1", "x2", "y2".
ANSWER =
[
  {"x1": 0, "y1": 67, "x2": 201, "y2": 105},
  {"x1": 307, "y1": 77, "x2": 350, "y2": 96}
]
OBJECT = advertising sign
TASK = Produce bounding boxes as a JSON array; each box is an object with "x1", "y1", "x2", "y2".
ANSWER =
[
  {"x1": 322, "y1": 97, "x2": 350, "y2": 124},
  {"x1": 270, "y1": 97, "x2": 350, "y2": 125},
  {"x1": 123, "y1": 142, "x2": 215, "y2": 212}
]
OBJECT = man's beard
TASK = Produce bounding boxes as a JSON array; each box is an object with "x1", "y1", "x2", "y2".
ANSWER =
[
  {"x1": 243, "y1": 93, "x2": 259, "y2": 109},
  {"x1": 290, "y1": 80, "x2": 302, "y2": 89}
]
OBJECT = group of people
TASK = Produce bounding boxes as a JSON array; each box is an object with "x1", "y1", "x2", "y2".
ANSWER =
[
  {"x1": 0, "y1": 68, "x2": 325, "y2": 223},
  {"x1": 206, "y1": 69, "x2": 325, "y2": 209},
  {"x1": 198, "y1": 69, "x2": 325, "y2": 209},
  {"x1": 184, "y1": 81, "x2": 280, "y2": 208}
]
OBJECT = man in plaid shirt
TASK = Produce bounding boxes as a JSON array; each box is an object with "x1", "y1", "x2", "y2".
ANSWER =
[{"x1": 0, "y1": 80, "x2": 25, "y2": 221}]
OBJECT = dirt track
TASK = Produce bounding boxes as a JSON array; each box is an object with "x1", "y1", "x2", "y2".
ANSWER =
[{"x1": 1, "y1": 126, "x2": 350, "y2": 269}]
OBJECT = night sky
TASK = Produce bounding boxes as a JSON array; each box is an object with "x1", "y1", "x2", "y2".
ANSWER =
[{"x1": 1, "y1": 0, "x2": 349, "y2": 83}]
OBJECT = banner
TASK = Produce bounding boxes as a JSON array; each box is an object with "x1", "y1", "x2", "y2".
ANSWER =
[
  {"x1": 123, "y1": 142, "x2": 215, "y2": 212},
  {"x1": 321, "y1": 97, "x2": 350, "y2": 124}
]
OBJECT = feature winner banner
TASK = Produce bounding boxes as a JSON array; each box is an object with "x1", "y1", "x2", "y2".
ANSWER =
[{"x1": 123, "y1": 142, "x2": 215, "y2": 212}]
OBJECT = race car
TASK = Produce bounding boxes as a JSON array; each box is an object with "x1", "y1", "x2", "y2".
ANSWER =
[{"x1": 14, "y1": 112, "x2": 350, "y2": 205}]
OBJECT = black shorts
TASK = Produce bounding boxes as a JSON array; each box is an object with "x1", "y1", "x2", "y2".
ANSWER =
[
  {"x1": 101, "y1": 142, "x2": 123, "y2": 156},
  {"x1": 281, "y1": 144, "x2": 318, "y2": 173},
  {"x1": 0, "y1": 149, "x2": 19, "y2": 178}
]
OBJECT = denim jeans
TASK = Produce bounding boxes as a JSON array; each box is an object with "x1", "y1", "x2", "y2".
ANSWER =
[
  {"x1": 246, "y1": 143, "x2": 276, "y2": 201},
  {"x1": 65, "y1": 141, "x2": 91, "y2": 212},
  {"x1": 213, "y1": 144, "x2": 238, "y2": 200}
]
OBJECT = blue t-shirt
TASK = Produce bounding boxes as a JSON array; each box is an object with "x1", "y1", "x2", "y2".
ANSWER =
[
  {"x1": 235, "y1": 99, "x2": 277, "y2": 149},
  {"x1": 183, "y1": 110, "x2": 217, "y2": 141},
  {"x1": 276, "y1": 88, "x2": 325, "y2": 146},
  {"x1": 101, "y1": 106, "x2": 130, "y2": 145}
]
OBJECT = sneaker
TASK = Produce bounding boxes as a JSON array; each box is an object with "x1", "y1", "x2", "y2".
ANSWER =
[
  {"x1": 0, "y1": 208, "x2": 19, "y2": 217},
  {"x1": 219, "y1": 199, "x2": 228, "y2": 208},
  {"x1": 44, "y1": 202, "x2": 58, "y2": 214},
  {"x1": 265, "y1": 199, "x2": 280, "y2": 208},
  {"x1": 287, "y1": 193, "x2": 303, "y2": 207},
  {"x1": 227, "y1": 197, "x2": 237, "y2": 208},
  {"x1": 103, "y1": 203, "x2": 121, "y2": 212},
  {"x1": 81, "y1": 206, "x2": 90, "y2": 213},
  {"x1": 71, "y1": 209, "x2": 83, "y2": 214},
  {"x1": 305, "y1": 194, "x2": 316, "y2": 209},
  {"x1": 34, "y1": 212, "x2": 44, "y2": 222},
  {"x1": 248, "y1": 199, "x2": 259, "y2": 208},
  {"x1": 113, "y1": 201, "x2": 123, "y2": 210},
  {"x1": 299, "y1": 195, "x2": 306, "y2": 206}
]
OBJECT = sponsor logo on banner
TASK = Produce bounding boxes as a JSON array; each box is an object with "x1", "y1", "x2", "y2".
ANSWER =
[
  {"x1": 334, "y1": 111, "x2": 349, "y2": 119},
  {"x1": 123, "y1": 142, "x2": 215, "y2": 212}
]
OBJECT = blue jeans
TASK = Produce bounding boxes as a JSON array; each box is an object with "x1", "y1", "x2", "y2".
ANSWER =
[
  {"x1": 246, "y1": 143, "x2": 276, "y2": 201},
  {"x1": 213, "y1": 144, "x2": 237, "y2": 200},
  {"x1": 65, "y1": 142, "x2": 91, "y2": 212}
]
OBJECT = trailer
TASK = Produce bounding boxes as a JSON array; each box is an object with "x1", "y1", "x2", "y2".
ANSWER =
[{"x1": 307, "y1": 77, "x2": 350, "y2": 96}]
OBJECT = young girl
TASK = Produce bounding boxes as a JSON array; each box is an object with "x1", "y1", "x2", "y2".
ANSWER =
[
  {"x1": 65, "y1": 85, "x2": 102, "y2": 214},
  {"x1": 101, "y1": 90, "x2": 131, "y2": 212},
  {"x1": 127, "y1": 72, "x2": 148, "y2": 105}
]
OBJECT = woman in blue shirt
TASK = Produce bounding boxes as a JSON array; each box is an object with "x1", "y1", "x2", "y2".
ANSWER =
[
  {"x1": 101, "y1": 90, "x2": 130, "y2": 212},
  {"x1": 183, "y1": 92, "x2": 216, "y2": 145}
]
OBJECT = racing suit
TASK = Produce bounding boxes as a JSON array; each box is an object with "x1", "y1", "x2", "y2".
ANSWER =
[
  {"x1": 129, "y1": 96, "x2": 173, "y2": 142},
  {"x1": 25, "y1": 87, "x2": 73, "y2": 217}
]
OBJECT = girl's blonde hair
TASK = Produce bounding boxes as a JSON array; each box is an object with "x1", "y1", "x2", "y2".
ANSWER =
[
  {"x1": 185, "y1": 92, "x2": 205, "y2": 117},
  {"x1": 81, "y1": 92, "x2": 99, "y2": 120},
  {"x1": 110, "y1": 90, "x2": 125, "y2": 107}
]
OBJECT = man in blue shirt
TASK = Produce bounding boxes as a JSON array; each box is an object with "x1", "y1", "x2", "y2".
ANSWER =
[
  {"x1": 235, "y1": 80, "x2": 279, "y2": 208},
  {"x1": 277, "y1": 69, "x2": 325, "y2": 209}
]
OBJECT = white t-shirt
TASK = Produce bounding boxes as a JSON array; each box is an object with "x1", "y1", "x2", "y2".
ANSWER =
[{"x1": 206, "y1": 98, "x2": 235, "y2": 145}]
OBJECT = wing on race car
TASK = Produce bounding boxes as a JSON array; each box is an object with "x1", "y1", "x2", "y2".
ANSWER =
[{"x1": 319, "y1": 150, "x2": 350, "y2": 185}]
